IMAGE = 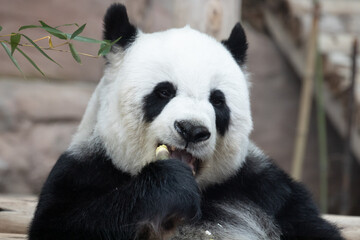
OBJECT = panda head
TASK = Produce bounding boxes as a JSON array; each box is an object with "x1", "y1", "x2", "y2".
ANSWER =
[{"x1": 70, "y1": 3, "x2": 252, "y2": 188}]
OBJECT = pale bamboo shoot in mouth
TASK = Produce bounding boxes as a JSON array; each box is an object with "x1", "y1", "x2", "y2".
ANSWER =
[
  {"x1": 155, "y1": 144, "x2": 170, "y2": 160},
  {"x1": 155, "y1": 144, "x2": 197, "y2": 175}
]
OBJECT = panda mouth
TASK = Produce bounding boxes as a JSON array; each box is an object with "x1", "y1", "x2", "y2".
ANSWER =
[{"x1": 159, "y1": 144, "x2": 201, "y2": 176}]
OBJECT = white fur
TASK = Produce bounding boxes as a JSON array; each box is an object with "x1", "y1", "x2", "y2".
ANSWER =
[
  {"x1": 173, "y1": 203, "x2": 280, "y2": 240},
  {"x1": 70, "y1": 26, "x2": 253, "y2": 188}
]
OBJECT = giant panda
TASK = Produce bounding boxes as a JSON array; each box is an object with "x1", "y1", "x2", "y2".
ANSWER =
[{"x1": 29, "y1": 3, "x2": 344, "y2": 240}]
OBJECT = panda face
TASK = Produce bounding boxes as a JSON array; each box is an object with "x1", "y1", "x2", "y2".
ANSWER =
[{"x1": 71, "y1": 5, "x2": 252, "y2": 188}]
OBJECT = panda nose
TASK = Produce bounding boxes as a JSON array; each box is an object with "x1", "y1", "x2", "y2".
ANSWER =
[{"x1": 174, "y1": 120, "x2": 211, "y2": 143}]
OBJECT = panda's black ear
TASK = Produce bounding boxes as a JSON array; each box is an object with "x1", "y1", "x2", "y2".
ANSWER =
[
  {"x1": 103, "y1": 3, "x2": 137, "y2": 49},
  {"x1": 221, "y1": 23, "x2": 248, "y2": 65}
]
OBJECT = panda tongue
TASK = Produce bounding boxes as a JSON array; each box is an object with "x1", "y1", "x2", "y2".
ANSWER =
[{"x1": 170, "y1": 150, "x2": 196, "y2": 171}]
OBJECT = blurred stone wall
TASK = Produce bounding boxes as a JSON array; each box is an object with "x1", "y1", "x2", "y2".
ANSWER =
[
  {"x1": 0, "y1": 0, "x2": 241, "y2": 193},
  {"x1": 0, "y1": 0, "x2": 240, "y2": 81},
  {"x1": 0, "y1": 80, "x2": 93, "y2": 193}
]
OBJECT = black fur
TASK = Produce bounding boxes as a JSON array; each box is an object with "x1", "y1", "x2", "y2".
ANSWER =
[
  {"x1": 222, "y1": 22, "x2": 248, "y2": 65},
  {"x1": 143, "y1": 81, "x2": 177, "y2": 122},
  {"x1": 209, "y1": 89, "x2": 230, "y2": 136},
  {"x1": 29, "y1": 147, "x2": 343, "y2": 240},
  {"x1": 29, "y1": 147, "x2": 201, "y2": 240},
  {"x1": 103, "y1": 3, "x2": 137, "y2": 49},
  {"x1": 202, "y1": 155, "x2": 343, "y2": 240},
  {"x1": 29, "y1": 4, "x2": 343, "y2": 239}
]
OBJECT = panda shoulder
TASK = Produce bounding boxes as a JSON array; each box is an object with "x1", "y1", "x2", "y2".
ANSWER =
[{"x1": 42, "y1": 146, "x2": 131, "y2": 194}]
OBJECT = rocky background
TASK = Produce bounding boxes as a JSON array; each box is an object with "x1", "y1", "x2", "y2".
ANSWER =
[{"x1": 1, "y1": 0, "x2": 358, "y2": 214}]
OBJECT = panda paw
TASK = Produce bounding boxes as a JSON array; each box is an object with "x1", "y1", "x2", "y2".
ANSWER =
[{"x1": 136, "y1": 159, "x2": 202, "y2": 235}]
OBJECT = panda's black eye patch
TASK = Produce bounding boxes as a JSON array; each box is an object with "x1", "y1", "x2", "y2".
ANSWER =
[
  {"x1": 209, "y1": 89, "x2": 230, "y2": 136},
  {"x1": 143, "y1": 81, "x2": 176, "y2": 122},
  {"x1": 210, "y1": 90, "x2": 226, "y2": 107},
  {"x1": 156, "y1": 83, "x2": 176, "y2": 99}
]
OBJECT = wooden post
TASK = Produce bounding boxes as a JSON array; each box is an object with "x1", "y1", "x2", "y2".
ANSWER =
[
  {"x1": 341, "y1": 39, "x2": 358, "y2": 215},
  {"x1": 292, "y1": 2, "x2": 320, "y2": 180},
  {"x1": 315, "y1": 49, "x2": 328, "y2": 213}
]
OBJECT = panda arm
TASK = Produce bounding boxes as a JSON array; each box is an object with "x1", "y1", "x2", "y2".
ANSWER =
[
  {"x1": 29, "y1": 151, "x2": 201, "y2": 240},
  {"x1": 202, "y1": 156, "x2": 343, "y2": 240},
  {"x1": 243, "y1": 158, "x2": 344, "y2": 240},
  {"x1": 275, "y1": 177, "x2": 344, "y2": 240}
]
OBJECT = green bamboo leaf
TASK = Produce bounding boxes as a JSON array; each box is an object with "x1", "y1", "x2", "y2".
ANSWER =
[
  {"x1": 98, "y1": 42, "x2": 112, "y2": 56},
  {"x1": 39, "y1": 21, "x2": 67, "y2": 40},
  {"x1": 98, "y1": 37, "x2": 121, "y2": 56},
  {"x1": 111, "y1": 37, "x2": 122, "y2": 45},
  {"x1": 10, "y1": 33, "x2": 21, "y2": 55},
  {"x1": 21, "y1": 34, "x2": 61, "y2": 67},
  {"x1": 41, "y1": 27, "x2": 68, "y2": 39},
  {"x1": 70, "y1": 24, "x2": 86, "y2": 39},
  {"x1": 39, "y1": 21, "x2": 56, "y2": 28},
  {"x1": 0, "y1": 26, "x2": 2, "y2": 32},
  {"x1": 20, "y1": 23, "x2": 68, "y2": 40},
  {"x1": 54, "y1": 23, "x2": 79, "y2": 28},
  {"x1": 16, "y1": 46, "x2": 45, "y2": 76},
  {"x1": 109, "y1": 37, "x2": 122, "y2": 50},
  {"x1": 66, "y1": 34, "x2": 105, "y2": 44},
  {"x1": 69, "y1": 43, "x2": 81, "y2": 63},
  {"x1": 18, "y1": 25, "x2": 41, "y2": 31},
  {"x1": 1, "y1": 42, "x2": 23, "y2": 75}
]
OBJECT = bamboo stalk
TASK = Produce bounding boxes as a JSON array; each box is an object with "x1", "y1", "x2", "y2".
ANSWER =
[
  {"x1": 341, "y1": 38, "x2": 358, "y2": 215},
  {"x1": 315, "y1": 49, "x2": 328, "y2": 213},
  {"x1": 291, "y1": 1, "x2": 320, "y2": 180}
]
